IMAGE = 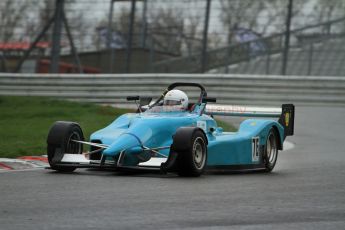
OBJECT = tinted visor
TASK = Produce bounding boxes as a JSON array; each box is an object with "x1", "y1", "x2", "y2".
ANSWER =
[{"x1": 164, "y1": 100, "x2": 181, "y2": 106}]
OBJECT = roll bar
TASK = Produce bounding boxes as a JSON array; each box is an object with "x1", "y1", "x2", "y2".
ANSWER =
[{"x1": 149, "y1": 82, "x2": 208, "y2": 108}]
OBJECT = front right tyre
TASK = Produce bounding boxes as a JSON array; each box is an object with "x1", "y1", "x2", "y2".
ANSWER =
[
  {"x1": 172, "y1": 128, "x2": 208, "y2": 177},
  {"x1": 47, "y1": 121, "x2": 84, "y2": 172}
]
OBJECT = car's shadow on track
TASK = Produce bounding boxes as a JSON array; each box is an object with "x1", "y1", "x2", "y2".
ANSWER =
[
  {"x1": 45, "y1": 167, "x2": 285, "y2": 179},
  {"x1": 45, "y1": 168, "x2": 178, "y2": 178}
]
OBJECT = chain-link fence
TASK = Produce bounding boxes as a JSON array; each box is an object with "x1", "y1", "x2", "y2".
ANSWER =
[{"x1": 1, "y1": 0, "x2": 345, "y2": 75}]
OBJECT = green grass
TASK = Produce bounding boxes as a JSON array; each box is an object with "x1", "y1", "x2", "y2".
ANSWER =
[
  {"x1": 0, "y1": 96, "x2": 131, "y2": 158},
  {"x1": 0, "y1": 96, "x2": 235, "y2": 158},
  {"x1": 216, "y1": 119, "x2": 237, "y2": 132}
]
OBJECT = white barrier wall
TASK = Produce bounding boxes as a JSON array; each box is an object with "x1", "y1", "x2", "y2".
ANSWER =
[{"x1": 0, "y1": 73, "x2": 344, "y2": 106}]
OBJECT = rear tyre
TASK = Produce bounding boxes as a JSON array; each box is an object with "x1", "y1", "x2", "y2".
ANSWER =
[
  {"x1": 263, "y1": 128, "x2": 279, "y2": 172},
  {"x1": 173, "y1": 129, "x2": 207, "y2": 177},
  {"x1": 47, "y1": 121, "x2": 84, "y2": 172}
]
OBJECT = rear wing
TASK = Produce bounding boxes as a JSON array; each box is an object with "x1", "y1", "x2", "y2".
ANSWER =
[
  {"x1": 205, "y1": 104, "x2": 295, "y2": 138},
  {"x1": 278, "y1": 104, "x2": 295, "y2": 138}
]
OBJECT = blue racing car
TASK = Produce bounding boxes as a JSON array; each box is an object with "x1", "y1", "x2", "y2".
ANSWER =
[{"x1": 47, "y1": 82, "x2": 294, "y2": 176}]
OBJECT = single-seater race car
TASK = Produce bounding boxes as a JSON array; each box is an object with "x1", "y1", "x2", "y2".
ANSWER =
[{"x1": 46, "y1": 82, "x2": 294, "y2": 177}]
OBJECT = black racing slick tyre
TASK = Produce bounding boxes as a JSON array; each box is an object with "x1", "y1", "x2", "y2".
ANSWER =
[
  {"x1": 47, "y1": 121, "x2": 84, "y2": 172},
  {"x1": 263, "y1": 128, "x2": 279, "y2": 172},
  {"x1": 172, "y1": 128, "x2": 208, "y2": 177}
]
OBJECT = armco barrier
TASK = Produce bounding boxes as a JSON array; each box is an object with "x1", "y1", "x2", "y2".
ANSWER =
[{"x1": 0, "y1": 73, "x2": 344, "y2": 106}]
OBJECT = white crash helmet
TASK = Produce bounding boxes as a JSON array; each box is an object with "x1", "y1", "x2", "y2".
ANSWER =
[{"x1": 163, "y1": 89, "x2": 188, "y2": 110}]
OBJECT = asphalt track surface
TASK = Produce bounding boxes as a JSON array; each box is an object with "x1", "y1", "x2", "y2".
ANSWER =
[{"x1": 1, "y1": 106, "x2": 345, "y2": 230}]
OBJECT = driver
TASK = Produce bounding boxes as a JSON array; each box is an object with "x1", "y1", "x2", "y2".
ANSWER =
[{"x1": 163, "y1": 89, "x2": 188, "y2": 111}]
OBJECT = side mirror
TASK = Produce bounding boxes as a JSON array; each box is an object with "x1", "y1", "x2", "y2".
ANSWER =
[
  {"x1": 127, "y1": 96, "x2": 139, "y2": 101},
  {"x1": 202, "y1": 97, "x2": 217, "y2": 103},
  {"x1": 139, "y1": 97, "x2": 152, "y2": 106}
]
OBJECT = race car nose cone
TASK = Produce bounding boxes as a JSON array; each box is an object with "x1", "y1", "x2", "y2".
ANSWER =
[{"x1": 102, "y1": 133, "x2": 141, "y2": 156}]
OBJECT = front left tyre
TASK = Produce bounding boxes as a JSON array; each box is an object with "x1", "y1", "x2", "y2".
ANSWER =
[{"x1": 47, "y1": 121, "x2": 84, "y2": 172}]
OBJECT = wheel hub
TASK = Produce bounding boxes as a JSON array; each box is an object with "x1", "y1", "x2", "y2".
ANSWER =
[{"x1": 193, "y1": 137, "x2": 205, "y2": 169}]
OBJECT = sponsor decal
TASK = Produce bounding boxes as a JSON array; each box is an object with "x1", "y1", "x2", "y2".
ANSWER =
[
  {"x1": 285, "y1": 112, "x2": 290, "y2": 126},
  {"x1": 207, "y1": 105, "x2": 247, "y2": 113}
]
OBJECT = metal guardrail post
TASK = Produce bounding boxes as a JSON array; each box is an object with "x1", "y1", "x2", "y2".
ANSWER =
[
  {"x1": 149, "y1": 37, "x2": 155, "y2": 72},
  {"x1": 225, "y1": 46, "x2": 231, "y2": 73},
  {"x1": 1, "y1": 53, "x2": 8, "y2": 72},
  {"x1": 265, "y1": 46, "x2": 271, "y2": 75},
  {"x1": 107, "y1": 0, "x2": 115, "y2": 73},
  {"x1": 50, "y1": 0, "x2": 65, "y2": 73},
  {"x1": 201, "y1": 0, "x2": 211, "y2": 73},
  {"x1": 125, "y1": 0, "x2": 137, "y2": 73},
  {"x1": 307, "y1": 43, "x2": 314, "y2": 76},
  {"x1": 140, "y1": 0, "x2": 148, "y2": 48},
  {"x1": 281, "y1": 0, "x2": 293, "y2": 75}
]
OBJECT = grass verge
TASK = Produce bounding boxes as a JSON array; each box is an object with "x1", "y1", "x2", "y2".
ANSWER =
[
  {"x1": 0, "y1": 96, "x2": 235, "y2": 158},
  {"x1": 0, "y1": 96, "x2": 131, "y2": 158}
]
